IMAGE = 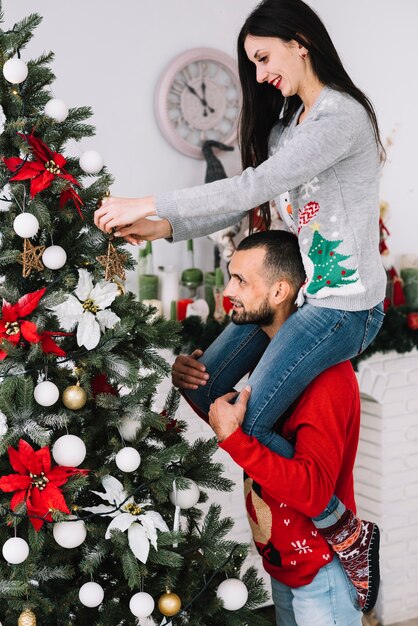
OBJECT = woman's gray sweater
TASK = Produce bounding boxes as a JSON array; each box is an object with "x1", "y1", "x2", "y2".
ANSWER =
[{"x1": 155, "y1": 87, "x2": 386, "y2": 311}]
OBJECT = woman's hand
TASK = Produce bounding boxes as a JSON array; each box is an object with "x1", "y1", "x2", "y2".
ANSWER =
[
  {"x1": 94, "y1": 195, "x2": 157, "y2": 234},
  {"x1": 114, "y1": 217, "x2": 173, "y2": 245}
]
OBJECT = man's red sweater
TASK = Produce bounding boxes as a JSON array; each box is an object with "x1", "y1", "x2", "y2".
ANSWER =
[{"x1": 219, "y1": 361, "x2": 360, "y2": 588}]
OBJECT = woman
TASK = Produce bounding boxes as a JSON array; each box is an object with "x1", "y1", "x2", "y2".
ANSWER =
[{"x1": 94, "y1": 0, "x2": 385, "y2": 616}]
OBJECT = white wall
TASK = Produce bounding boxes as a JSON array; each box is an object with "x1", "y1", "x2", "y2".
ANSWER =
[{"x1": 3, "y1": 0, "x2": 417, "y2": 290}]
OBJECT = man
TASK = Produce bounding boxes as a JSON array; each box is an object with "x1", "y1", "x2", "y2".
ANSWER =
[{"x1": 172, "y1": 231, "x2": 378, "y2": 626}]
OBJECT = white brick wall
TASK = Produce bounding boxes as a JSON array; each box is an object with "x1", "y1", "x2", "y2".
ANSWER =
[{"x1": 356, "y1": 349, "x2": 418, "y2": 625}]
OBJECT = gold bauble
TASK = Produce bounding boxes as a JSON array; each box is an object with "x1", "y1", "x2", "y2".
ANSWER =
[
  {"x1": 62, "y1": 384, "x2": 87, "y2": 410},
  {"x1": 18, "y1": 609, "x2": 36, "y2": 626},
  {"x1": 158, "y1": 591, "x2": 181, "y2": 617}
]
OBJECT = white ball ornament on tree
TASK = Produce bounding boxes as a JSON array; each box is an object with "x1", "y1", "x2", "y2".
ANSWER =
[
  {"x1": 79, "y1": 150, "x2": 104, "y2": 174},
  {"x1": 34, "y1": 380, "x2": 59, "y2": 407},
  {"x1": 78, "y1": 582, "x2": 104, "y2": 608},
  {"x1": 216, "y1": 578, "x2": 248, "y2": 611},
  {"x1": 53, "y1": 516, "x2": 87, "y2": 549},
  {"x1": 3, "y1": 58, "x2": 28, "y2": 84},
  {"x1": 42, "y1": 245, "x2": 67, "y2": 270},
  {"x1": 52, "y1": 434, "x2": 86, "y2": 467},
  {"x1": 44, "y1": 98, "x2": 69, "y2": 123},
  {"x1": 115, "y1": 447, "x2": 141, "y2": 473},
  {"x1": 13, "y1": 213, "x2": 39, "y2": 238},
  {"x1": 2, "y1": 537, "x2": 29, "y2": 564},
  {"x1": 129, "y1": 592, "x2": 155, "y2": 618},
  {"x1": 169, "y1": 479, "x2": 200, "y2": 509}
]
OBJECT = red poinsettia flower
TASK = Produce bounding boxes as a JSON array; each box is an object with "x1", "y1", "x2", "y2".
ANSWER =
[
  {"x1": 3, "y1": 132, "x2": 84, "y2": 218},
  {"x1": 0, "y1": 287, "x2": 68, "y2": 359},
  {"x1": 0, "y1": 439, "x2": 89, "y2": 531}
]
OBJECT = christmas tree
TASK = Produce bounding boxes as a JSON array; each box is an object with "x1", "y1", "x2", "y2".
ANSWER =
[
  {"x1": 0, "y1": 6, "x2": 268, "y2": 625},
  {"x1": 306, "y1": 230, "x2": 358, "y2": 295}
]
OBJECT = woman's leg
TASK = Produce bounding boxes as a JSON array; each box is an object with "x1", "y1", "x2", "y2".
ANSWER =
[
  {"x1": 270, "y1": 577, "x2": 298, "y2": 626},
  {"x1": 240, "y1": 302, "x2": 384, "y2": 451}
]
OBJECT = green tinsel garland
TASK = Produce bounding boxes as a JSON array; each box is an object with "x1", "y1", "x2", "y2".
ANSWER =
[{"x1": 352, "y1": 305, "x2": 418, "y2": 369}]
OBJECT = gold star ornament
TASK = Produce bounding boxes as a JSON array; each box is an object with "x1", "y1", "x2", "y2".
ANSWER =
[
  {"x1": 18, "y1": 239, "x2": 45, "y2": 277},
  {"x1": 96, "y1": 240, "x2": 127, "y2": 281}
]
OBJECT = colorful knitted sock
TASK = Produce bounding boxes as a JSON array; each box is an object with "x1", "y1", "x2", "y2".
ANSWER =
[{"x1": 319, "y1": 509, "x2": 380, "y2": 613}]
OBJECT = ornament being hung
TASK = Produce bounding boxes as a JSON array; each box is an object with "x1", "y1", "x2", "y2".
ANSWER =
[
  {"x1": 18, "y1": 609, "x2": 36, "y2": 626},
  {"x1": 97, "y1": 239, "x2": 127, "y2": 281},
  {"x1": 50, "y1": 268, "x2": 120, "y2": 350},
  {"x1": 84, "y1": 475, "x2": 168, "y2": 563},
  {"x1": 18, "y1": 238, "x2": 45, "y2": 277},
  {"x1": 0, "y1": 439, "x2": 88, "y2": 531},
  {"x1": 2, "y1": 131, "x2": 83, "y2": 217}
]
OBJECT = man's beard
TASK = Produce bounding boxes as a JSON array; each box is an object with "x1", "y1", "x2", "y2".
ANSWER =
[{"x1": 230, "y1": 297, "x2": 275, "y2": 326}]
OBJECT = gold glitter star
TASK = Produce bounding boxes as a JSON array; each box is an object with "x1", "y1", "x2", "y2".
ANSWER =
[
  {"x1": 310, "y1": 221, "x2": 321, "y2": 232},
  {"x1": 18, "y1": 238, "x2": 45, "y2": 277},
  {"x1": 96, "y1": 240, "x2": 127, "y2": 281}
]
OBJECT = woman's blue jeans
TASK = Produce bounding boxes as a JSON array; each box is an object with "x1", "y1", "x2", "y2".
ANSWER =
[{"x1": 185, "y1": 302, "x2": 384, "y2": 521}]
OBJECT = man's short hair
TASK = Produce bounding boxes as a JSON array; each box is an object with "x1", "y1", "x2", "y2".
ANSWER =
[{"x1": 236, "y1": 230, "x2": 306, "y2": 291}]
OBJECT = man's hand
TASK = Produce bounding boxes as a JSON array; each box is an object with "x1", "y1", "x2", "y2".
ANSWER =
[
  {"x1": 172, "y1": 349, "x2": 209, "y2": 390},
  {"x1": 209, "y1": 386, "x2": 251, "y2": 443}
]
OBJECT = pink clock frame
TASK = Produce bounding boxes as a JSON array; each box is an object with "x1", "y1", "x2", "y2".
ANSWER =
[{"x1": 154, "y1": 47, "x2": 241, "y2": 160}]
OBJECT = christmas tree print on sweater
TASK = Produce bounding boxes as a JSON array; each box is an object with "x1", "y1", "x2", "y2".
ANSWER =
[{"x1": 302, "y1": 229, "x2": 365, "y2": 298}]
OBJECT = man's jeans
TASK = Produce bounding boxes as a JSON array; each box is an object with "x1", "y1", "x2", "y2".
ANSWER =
[{"x1": 270, "y1": 556, "x2": 361, "y2": 626}]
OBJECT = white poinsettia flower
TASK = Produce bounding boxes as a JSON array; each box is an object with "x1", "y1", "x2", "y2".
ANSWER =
[
  {"x1": 51, "y1": 269, "x2": 120, "y2": 350},
  {"x1": 84, "y1": 475, "x2": 169, "y2": 563},
  {"x1": 0, "y1": 105, "x2": 6, "y2": 135},
  {"x1": 0, "y1": 409, "x2": 8, "y2": 436}
]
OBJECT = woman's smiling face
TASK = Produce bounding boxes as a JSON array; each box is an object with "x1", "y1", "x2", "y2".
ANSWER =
[{"x1": 244, "y1": 35, "x2": 307, "y2": 98}]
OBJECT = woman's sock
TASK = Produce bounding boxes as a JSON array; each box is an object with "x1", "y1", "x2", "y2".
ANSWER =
[{"x1": 318, "y1": 509, "x2": 380, "y2": 613}]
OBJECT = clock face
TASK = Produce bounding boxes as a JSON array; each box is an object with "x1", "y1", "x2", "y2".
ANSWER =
[{"x1": 155, "y1": 48, "x2": 242, "y2": 159}]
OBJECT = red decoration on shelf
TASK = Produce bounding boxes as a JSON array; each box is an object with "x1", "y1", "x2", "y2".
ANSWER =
[
  {"x1": 0, "y1": 287, "x2": 68, "y2": 359},
  {"x1": 177, "y1": 298, "x2": 193, "y2": 321},
  {"x1": 0, "y1": 439, "x2": 88, "y2": 531},
  {"x1": 384, "y1": 267, "x2": 406, "y2": 312},
  {"x1": 3, "y1": 132, "x2": 84, "y2": 217},
  {"x1": 407, "y1": 313, "x2": 418, "y2": 331}
]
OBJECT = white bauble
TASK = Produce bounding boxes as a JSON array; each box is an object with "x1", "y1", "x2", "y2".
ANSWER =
[
  {"x1": 169, "y1": 479, "x2": 200, "y2": 510},
  {"x1": 2, "y1": 537, "x2": 29, "y2": 564},
  {"x1": 129, "y1": 592, "x2": 155, "y2": 618},
  {"x1": 119, "y1": 417, "x2": 141, "y2": 442},
  {"x1": 3, "y1": 58, "x2": 28, "y2": 84},
  {"x1": 13, "y1": 213, "x2": 39, "y2": 238},
  {"x1": 34, "y1": 381, "x2": 59, "y2": 407},
  {"x1": 52, "y1": 434, "x2": 86, "y2": 467},
  {"x1": 115, "y1": 447, "x2": 141, "y2": 473},
  {"x1": 44, "y1": 98, "x2": 69, "y2": 123},
  {"x1": 78, "y1": 582, "x2": 104, "y2": 608},
  {"x1": 42, "y1": 245, "x2": 67, "y2": 269},
  {"x1": 79, "y1": 150, "x2": 104, "y2": 174},
  {"x1": 53, "y1": 516, "x2": 87, "y2": 549},
  {"x1": 216, "y1": 579, "x2": 248, "y2": 611}
]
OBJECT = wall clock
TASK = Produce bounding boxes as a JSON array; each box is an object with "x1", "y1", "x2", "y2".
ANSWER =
[{"x1": 154, "y1": 47, "x2": 242, "y2": 159}]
